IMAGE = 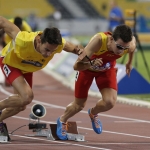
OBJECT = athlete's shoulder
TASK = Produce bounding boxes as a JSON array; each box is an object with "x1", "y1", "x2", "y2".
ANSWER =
[
  {"x1": 17, "y1": 31, "x2": 41, "y2": 40},
  {"x1": 128, "y1": 36, "x2": 136, "y2": 53},
  {"x1": 94, "y1": 32, "x2": 111, "y2": 40},
  {"x1": 15, "y1": 31, "x2": 40, "y2": 47},
  {"x1": 55, "y1": 37, "x2": 66, "y2": 53},
  {"x1": 90, "y1": 33, "x2": 102, "y2": 42},
  {"x1": 62, "y1": 37, "x2": 66, "y2": 44}
]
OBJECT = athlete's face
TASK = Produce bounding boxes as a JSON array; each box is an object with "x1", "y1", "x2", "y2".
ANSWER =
[
  {"x1": 37, "y1": 40, "x2": 58, "y2": 58},
  {"x1": 112, "y1": 38, "x2": 130, "y2": 55}
]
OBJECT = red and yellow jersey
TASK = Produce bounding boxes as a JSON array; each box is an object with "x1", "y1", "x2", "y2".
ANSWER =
[
  {"x1": 1, "y1": 31, "x2": 66, "y2": 73},
  {"x1": 89, "y1": 32, "x2": 128, "y2": 72},
  {"x1": 5, "y1": 18, "x2": 32, "y2": 44}
]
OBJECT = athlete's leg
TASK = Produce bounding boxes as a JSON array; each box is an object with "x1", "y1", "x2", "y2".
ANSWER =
[
  {"x1": 0, "y1": 76, "x2": 33, "y2": 110},
  {"x1": 60, "y1": 97, "x2": 87, "y2": 123},
  {"x1": 91, "y1": 88, "x2": 117, "y2": 115},
  {"x1": 57, "y1": 71, "x2": 94, "y2": 140},
  {"x1": 0, "y1": 72, "x2": 33, "y2": 122},
  {"x1": 0, "y1": 106, "x2": 26, "y2": 121},
  {"x1": 0, "y1": 86, "x2": 26, "y2": 121},
  {"x1": 88, "y1": 88, "x2": 117, "y2": 134},
  {"x1": 60, "y1": 70, "x2": 94, "y2": 123},
  {"x1": 91, "y1": 68, "x2": 117, "y2": 115}
]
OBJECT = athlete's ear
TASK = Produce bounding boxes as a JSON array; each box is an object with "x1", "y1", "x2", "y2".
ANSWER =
[
  {"x1": 110, "y1": 36, "x2": 114, "y2": 42},
  {"x1": 37, "y1": 37, "x2": 41, "y2": 44}
]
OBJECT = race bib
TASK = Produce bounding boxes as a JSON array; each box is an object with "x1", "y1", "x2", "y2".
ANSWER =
[{"x1": 3, "y1": 64, "x2": 11, "y2": 77}]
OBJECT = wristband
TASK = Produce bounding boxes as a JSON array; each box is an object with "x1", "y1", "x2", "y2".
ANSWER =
[{"x1": 85, "y1": 55, "x2": 93, "y2": 66}]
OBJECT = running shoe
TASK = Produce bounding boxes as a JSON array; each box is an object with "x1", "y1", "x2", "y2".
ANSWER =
[
  {"x1": 0, "y1": 122, "x2": 7, "y2": 136},
  {"x1": 56, "y1": 117, "x2": 68, "y2": 140},
  {"x1": 88, "y1": 109, "x2": 102, "y2": 134}
]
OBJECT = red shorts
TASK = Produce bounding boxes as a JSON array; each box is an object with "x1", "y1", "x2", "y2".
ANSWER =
[
  {"x1": 75, "y1": 68, "x2": 117, "y2": 98},
  {"x1": 0, "y1": 57, "x2": 33, "y2": 88}
]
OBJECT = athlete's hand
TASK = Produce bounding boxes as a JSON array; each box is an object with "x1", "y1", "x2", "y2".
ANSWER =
[
  {"x1": 126, "y1": 63, "x2": 132, "y2": 77},
  {"x1": 74, "y1": 46, "x2": 84, "y2": 55},
  {"x1": 91, "y1": 58, "x2": 103, "y2": 66}
]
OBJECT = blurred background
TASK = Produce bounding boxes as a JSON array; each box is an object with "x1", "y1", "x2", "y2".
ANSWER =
[{"x1": 0, "y1": 0, "x2": 150, "y2": 101}]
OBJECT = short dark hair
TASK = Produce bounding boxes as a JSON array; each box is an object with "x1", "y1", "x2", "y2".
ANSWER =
[
  {"x1": 41, "y1": 27, "x2": 62, "y2": 45},
  {"x1": 112, "y1": 24, "x2": 133, "y2": 42},
  {"x1": 14, "y1": 17, "x2": 22, "y2": 29}
]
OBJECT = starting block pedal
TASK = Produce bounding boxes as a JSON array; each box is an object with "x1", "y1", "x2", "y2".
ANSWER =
[
  {"x1": 47, "y1": 121, "x2": 85, "y2": 141},
  {"x1": 0, "y1": 123, "x2": 11, "y2": 143}
]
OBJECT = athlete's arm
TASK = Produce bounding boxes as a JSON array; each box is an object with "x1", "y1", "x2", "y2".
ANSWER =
[
  {"x1": 0, "y1": 16, "x2": 20, "y2": 40},
  {"x1": 73, "y1": 34, "x2": 103, "y2": 71},
  {"x1": 63, "y1": 41, "x2": 83, "y2": 55},
  {"x1": 126, "y1": 36, "x2": 136, "y2": 76}
]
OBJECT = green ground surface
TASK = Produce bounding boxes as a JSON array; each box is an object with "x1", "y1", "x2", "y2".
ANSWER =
[
  {"x1": 117, "y1": 50, "x2": 150, "y2": 82},
  {"x1": 119, "y1": 94, "x2": 150, "y2": 102},
  {"x1": 74, "y1": 36, "x2": 150, "y2": 101}
]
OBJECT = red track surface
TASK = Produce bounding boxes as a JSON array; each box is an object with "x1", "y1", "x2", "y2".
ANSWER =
[{"x1": 0, "y1": 70, "x2": 150, "y2": 150}]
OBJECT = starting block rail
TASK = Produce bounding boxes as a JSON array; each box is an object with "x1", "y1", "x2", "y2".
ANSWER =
[{"x1": 2, "y1": 122, "x2": 85, "y2": 142}]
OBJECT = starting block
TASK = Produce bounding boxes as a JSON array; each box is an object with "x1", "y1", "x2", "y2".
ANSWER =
[
  {"x1": 0, "y1": 123, "x2": 11, "y2": 143},
  {"x1": 47, "y1": 121, "x2": 85, "y2": 141},
  {"x1": 25, "y1": 121, "x2": 85, "y2": 141}
]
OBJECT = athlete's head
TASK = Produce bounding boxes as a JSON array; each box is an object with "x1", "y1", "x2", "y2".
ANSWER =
[
  {"x1": 36, "y1": 27, "x2": 62, "y2": 58},
  {"x1": 14, "y1": 17, "x2": 23, "y2": 30},
  {"x1": 111, "y1": 24, "x2": 133, "y2": 55}
]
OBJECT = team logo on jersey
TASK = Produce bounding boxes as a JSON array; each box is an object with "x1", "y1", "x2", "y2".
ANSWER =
[
  {"x1": 3, "y1": 65, "x2": 11, "y2": 77},
  {"x1": 21, "y1": 60, "x2": 43, "y2": 67}
]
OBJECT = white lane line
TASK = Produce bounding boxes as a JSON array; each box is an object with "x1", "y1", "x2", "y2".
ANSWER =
[
  {"x1": 1, "y1": 85, "x2": 150, "y2": 124},
  {"x1": 0, "y1": 143, "x2": 150, "y2": 146},
  {"x1": 114, "y1": 121, "x2": 140, "y2": 123},
  {"x1": 8, "y1": 134, "x2": 111, "y2": 150},
  {"x1": 0, "y1": 144, "x2": 73, "y2": 146},
  {"x1": 84, "y1": 143, "x2": 150, "y2": 145},
  {"x1": 12, "y1": 116, "x2": 150, "y2": 139}
]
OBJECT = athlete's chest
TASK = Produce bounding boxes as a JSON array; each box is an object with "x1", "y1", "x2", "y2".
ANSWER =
[{"x1": 91, "y1": 51, "x2": 122, "y2": 61}]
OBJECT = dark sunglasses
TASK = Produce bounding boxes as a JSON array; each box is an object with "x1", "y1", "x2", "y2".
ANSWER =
[{"x1": 114, "y1": 41, "x2": 129, "y2": 50}]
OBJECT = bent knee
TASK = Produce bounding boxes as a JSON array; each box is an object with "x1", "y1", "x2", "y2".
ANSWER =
[
  {"x1": 21, "y1": 92, "x2": 34, "y2": 106},
  {"x1": 104, "y1": 97, "x2": 116, "y2": 108},
  {"x1": 74, "y1": 98, "x2": 87, "y2": 111},
  {"x1": 75, "y1": 104, "x2": 84, "y2": 111}
]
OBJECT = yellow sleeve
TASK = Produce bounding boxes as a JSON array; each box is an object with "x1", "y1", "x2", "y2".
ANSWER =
[
  {"x1": 5, "y1": 19, "x2": 32, "y2": 44},
  {"x1": 4, "y1": 34, "x2": 12, "y2": 44},
  {"x1": 15, "y1": 31, "x2": 29, "y2": 48},
  {"x1": 22, "y1": 21, "x2": 32, "y2": 32},
  {"x1": 15, "y1": 31, "x2": 41, "y2": 48}
]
